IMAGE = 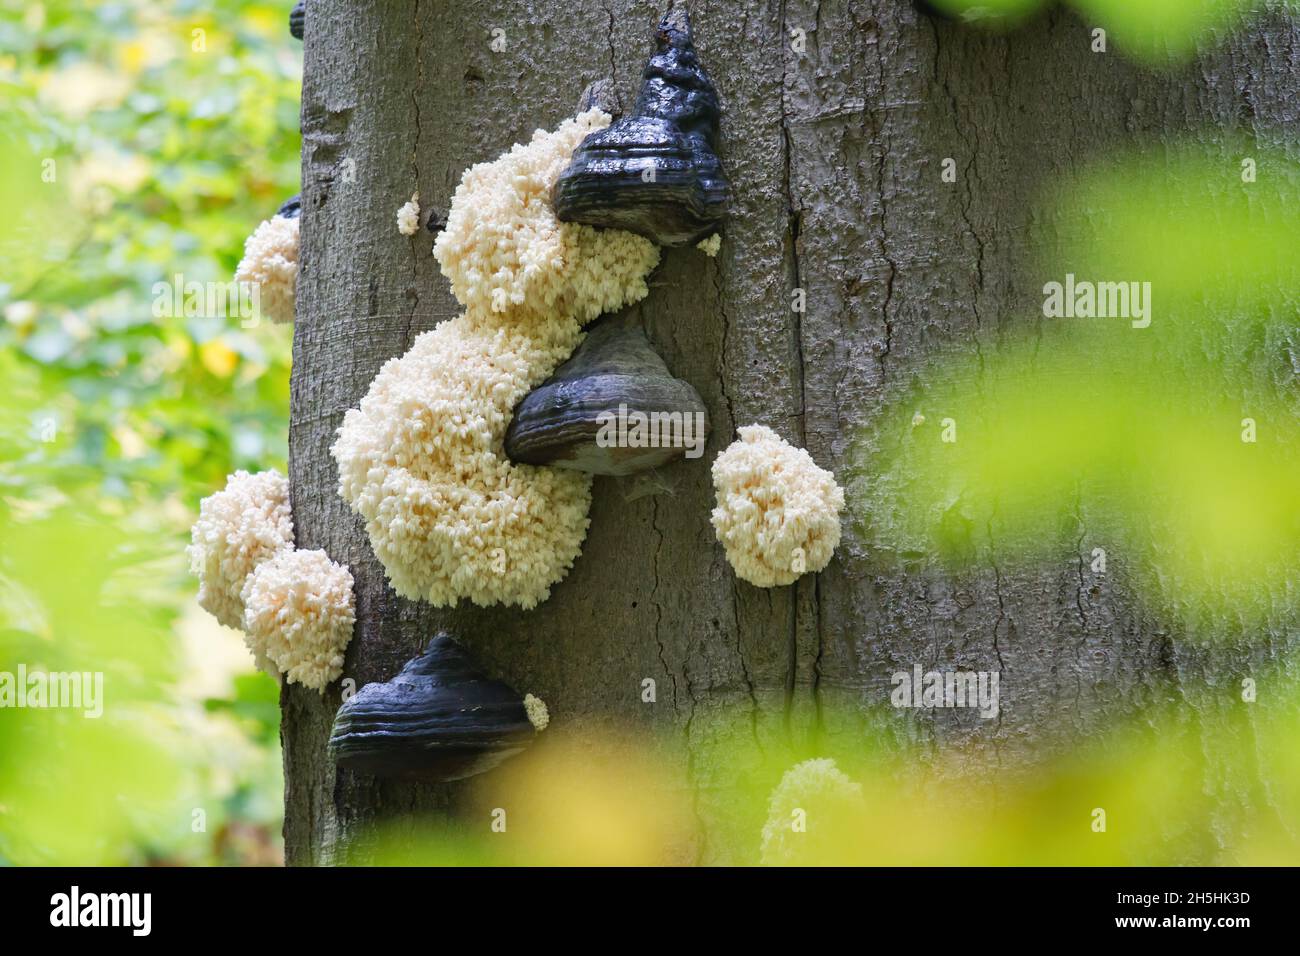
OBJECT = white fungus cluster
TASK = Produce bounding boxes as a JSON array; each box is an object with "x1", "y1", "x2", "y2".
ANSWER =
[
  {"x1": 696, "y1": 233, "x2": 722, "y2": 257},
  {"x1": 334, "y1": 111, "x2": 660, "y2": 609},
  {"x1": 333, "y1": 318, "x2": 592, "y2": 607},
  {"x1": 523, "y1": 693, "x2": 550, "y2": 732},
  {"x1": 759, "y1": 758, "x2": 865, "y2": 866},
  {"x1": 396, "y1": 192, "x2": 420, "y2": 236},
  {"x1": 241, "y1": 549, "x2": 355, "y2": 691},
  {"x1": 189, "y1": 470, "x2": 355, "y2": 691},
  {"x1": 234, "y1": 214, "x2": 299, "y2": 324},
  {"x1": 433, "y1": 109, "x2": 659, "y2": 324},
  {"x1": 711, "y1": 425, "x2": 845, "y2": 587},
  {"x1": 187, "y1": 470, "x2": 294, "y2": 630}
]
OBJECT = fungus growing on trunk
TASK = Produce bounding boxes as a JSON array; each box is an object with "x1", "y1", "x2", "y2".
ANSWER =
[
  {"x1": 696, "y1": 233, "x2": 722, "y2": 257},
  {"x1": 523, "y1": 693, "x2": 550, "y2": 731},
  {"x1": 241, "y1": 549, "x2": 355, "y2": 691},
  {"x1": 433, "y1": 109, "x2": 659, "y2": 322},
  {"x1": 396, "y1": 192, "x2": 420, "y2": 236},
  {"x1": 552, "y1": 6, "x2": 729, "y2": 246},
  {"x1": 234, "y1": 197, "x2": 300, "y2": 325},
  {"x1": 334, "y1": 110, "x2": 660, "y2": 608},
  {"x1": 187, "y1": 469, "x2": 294, "y2": 631},
  {"x1": 332, "y1": 316, "x2": 594, "y2": 608},
  {"x1": 711, "y1": 425, "x2": 845, "y2": 587},
  {"x1": 328, "y1": 634, "x2": 536, "y2": 782},
  {"x1": 504, "y1": 315, "x2": 709, "y2": 476}
]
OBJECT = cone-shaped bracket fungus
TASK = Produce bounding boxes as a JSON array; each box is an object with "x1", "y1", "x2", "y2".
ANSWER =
[
  {"x1": 289, "y1": 1, "x2": 305, "y2": 39},
  {"x1": 505, "y1": 314, "x2": 708, "y2": 475},
  {"x1": 328, "y1": 634, "x2": 539, "y2": 782},
  {"x1": 234, "y1": 195, "x2": 300, "y2": 325},
  {"x1": 431, "y1": 110, "x2": 658, "y2": 323},
  {"x1": 552, "y1": 6, "x2": 729, "y2": 246},
  {"x1": 241, "y1": 549, "x2": 355, "y2": 691},
  {"x1": 333, "y1": 110, "x2": 659, "y2": 609},
  {"x1": 276, "y1": 193, "x2": 301, "y2": 219},
  {"x1": 711, "y1": 425, "x2": 845, "y2": 587}
]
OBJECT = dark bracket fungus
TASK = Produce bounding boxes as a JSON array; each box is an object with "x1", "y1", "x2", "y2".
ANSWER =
[
  {"x1": 328, "y1": 634, "x2": 536, "y2": 782},
  {"x1": 289, "y1": 1, "x2": 305, "y2": 40},
  {"x1": 552, "y1": 5, "x2": 728, "y2": 246},
  {"x1": 276, "y1": 193, "x2": 301, "y2": 219},
  {"x1": 504, "y1": 315, "x2": 709, "y2": 476}
]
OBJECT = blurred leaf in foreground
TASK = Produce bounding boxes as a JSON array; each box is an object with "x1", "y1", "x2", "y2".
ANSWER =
[
  {"x1": 354, "y1": 685, "x2": 1300, "y2": 866},
  {"x1": 858, "y1": 143, "x2": 1300, "y2": 630},
  {"x1": 926, "y1": 0, "x2": 1289, "y2": 64}
]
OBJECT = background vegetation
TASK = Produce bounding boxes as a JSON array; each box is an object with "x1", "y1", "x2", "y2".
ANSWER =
[{"x1": 0, "y1": 0, "x2": 298, "y2": 865}]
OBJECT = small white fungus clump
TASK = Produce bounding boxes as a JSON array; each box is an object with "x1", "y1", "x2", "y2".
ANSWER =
[
  {"x1": 760, "y1": 758, "x2": 865, "y2": 866},
  {"x1": 433, "y1": 108, "x2": 660, "y2": 324},
  {"x1": 188, "y1": 470, "x2": 294, "y2": 630},
  {"x1": 523, "y1": 693, "x2": 550, "y2": 731},
  {"x1": 336, "y1": 111, "x2": 661, "y2": 609},
  {"x1": 234, "y1": 214, "x2": 300, "y2": 324},
  {"x1": 696, "y1": 233, "x2": 722, "y2": 257},
  {"x1": 241, "y1": 549, "x2": 355, "y2": 691},
  {"x1": 711, "y1": 426, "x2": 845, "y2": 587},
  {"x1": 396, "y1": 192, "x2": 420, "y2": 236}
]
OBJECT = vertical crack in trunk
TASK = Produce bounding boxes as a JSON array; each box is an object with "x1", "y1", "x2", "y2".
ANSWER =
[
  {"x1": 986, "y1": 507, "x2": 1007, "y2": 751},
  {"x1": 931, "y1": 15, "x2": 986, "y2": 376},
  {"x1": 403, "y1": 0, "x2": 425, "y2": 352},
  {"x1": 872, "y1": 1, "x2": 896, "y2": 372},
  {"x1": 778, "y1": 0, "x2": 801, "y2": 728},
  {"x1": 649, "y1": 495, "x2": 679, "y2": 713}
]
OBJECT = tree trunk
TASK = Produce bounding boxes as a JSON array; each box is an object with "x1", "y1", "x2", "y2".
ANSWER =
[{"x1": 286, "y1": 0, "x2": 1300, "y2": 864}]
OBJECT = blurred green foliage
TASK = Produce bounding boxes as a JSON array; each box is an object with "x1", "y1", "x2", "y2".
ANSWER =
[
  {"x1": 863, "y1": 145, "x2": 1300, "y2": 630},
  {"x1": 362, "y1": 688, "x2": 1300, "y2": 865},
  {"x1": 0, "y1": 0, "x2": 299, "y2": 865},
  {"x1": 927, "y1": 0, "x2": 1293, "y2": 62}
]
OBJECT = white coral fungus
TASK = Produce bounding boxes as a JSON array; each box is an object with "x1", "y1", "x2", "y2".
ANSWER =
[
  {"x1": 335, "y1": 110, "x2": 660, "y2": 609},
  {"x1": 241, "y1": 549, "x2": 355, "y2": 691},
  {"x1": 333, "y1": 318, "x2": 592, "y2": 607},
  {"x1": 433, "y1": 109, "x2": 659, "y2": 323},
  {"x1": 188, "y1": 470, "x2": 294, "y2": 630},
  {"x1": 234, "y1": 214, "x2": 299, "y2": 324},
  {"x1": 696, "y1": 233, "x2": 722, "y2": 257},
  {"x1": 523, "y1": 693, "x2": 549, "y2": 731},
  {"x1": 396, "y1": 192, "x2": 420, "y2": 236},
  {"x1": 711, "y1": 425, "x2": 845, "y2": 587},
  {"x1": 760, "y1": 758, "x2": 865, "y2": 866}
]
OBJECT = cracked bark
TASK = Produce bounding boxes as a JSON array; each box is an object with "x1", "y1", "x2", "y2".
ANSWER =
[{"x1": 285, "y1": 0, "x2": 1300, "y2": 864}]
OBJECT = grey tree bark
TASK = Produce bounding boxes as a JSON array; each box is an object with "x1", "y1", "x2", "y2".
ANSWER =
[{"x1": 286, "y1": 0, "x2": 1300, "y2": 864}]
